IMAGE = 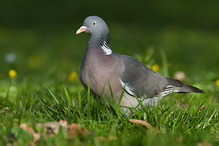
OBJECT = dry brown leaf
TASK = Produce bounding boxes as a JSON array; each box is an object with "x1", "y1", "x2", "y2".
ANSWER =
[
  {"x1": 18, "y1": 120, "x2": 91, "y2": 142},
  {"x1": 199, "y1": 105, "x2": 206, "y2": 112},
  {"x1": 59, "y1": 120, "x2": 68, "y2": 128},
  {"x1": 96, "y1": 136, "x2": 107, "y2": 142},
  {"x1": 96, "y1": 136, "x2": 117, "y2": 142},
  {"x1": 35, "y1": 120, "x2": 90, "y2": 140},
  {"x1": 108, "y1": 135, "x2": 117, "y2": 141},
  {"x1": 129, "y1": 119, "x2": 154, "y2": 129},
  {"x1": 20, "y1": 124, "x2": 40, "y2": 141},
  {"x1": 37, "y1": 120, "x2": 68, "y2": 134},
  {"x1": 175, "y1": 137, "x2": 183, "y2": 142},
  {"x1": 197, "y1": 141, "x2": 212, "y2": 146},
  {"x1": 32, "y1": 133, "x2": 40, "y2": 141},
  {"x1": 27, "y1": 141, "x2": 35, "y2": 146},
  {"x1": 67, "y1": 123, "x2": 89, "y2": 139},
  {"x1": 20, "y1": 124, "x2": 35, "y2": 134}
]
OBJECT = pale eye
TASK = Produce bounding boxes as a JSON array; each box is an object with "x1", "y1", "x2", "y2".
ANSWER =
[{"x1": 93, "y1": 21, "x2": 96, "y2": 25}]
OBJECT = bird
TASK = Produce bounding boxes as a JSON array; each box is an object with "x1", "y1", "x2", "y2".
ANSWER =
[{"x1": 76, "y1": 16, "x2": 203, "y2": 112}]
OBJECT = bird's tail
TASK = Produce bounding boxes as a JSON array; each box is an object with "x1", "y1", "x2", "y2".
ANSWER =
[
  {"x1": 179, "y1": 85, "x2": 204, "y2": 93},
  {"x1": 166, "y1": 77, "x2": 204, "y2": 93}
]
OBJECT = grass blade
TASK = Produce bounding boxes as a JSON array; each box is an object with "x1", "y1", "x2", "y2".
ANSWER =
[
  {"x1": 78, "y1": 90, "x2": 81, "y2": 109},
  {"x1": 47, "y1": 87, "x2": 59, "y2": 104},
  {"x1": 63, "y1": 85, "x2": 73, "y2": 106}
]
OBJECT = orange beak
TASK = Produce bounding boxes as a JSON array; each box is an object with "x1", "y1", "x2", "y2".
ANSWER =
[{"x1": 76, "y1": 26, "x2": 87, "y2": 35}]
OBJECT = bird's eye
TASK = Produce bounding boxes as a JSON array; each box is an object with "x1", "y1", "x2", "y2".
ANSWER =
[{"x1": 93, "y1": 21, "x2": 96, "y2": 25}]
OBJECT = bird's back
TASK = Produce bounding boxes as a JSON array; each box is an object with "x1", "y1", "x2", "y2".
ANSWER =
[{"x1": 117, "y1": 54, "x2": 169, "y2": 97}]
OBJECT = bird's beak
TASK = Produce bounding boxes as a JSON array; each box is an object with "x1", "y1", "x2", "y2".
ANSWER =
[{"x1": 76, "y1": 26, "x2": 87, "y2": 35}]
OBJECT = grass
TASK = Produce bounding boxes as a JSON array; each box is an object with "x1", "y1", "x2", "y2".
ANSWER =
[{"x1": 0, "y1": 24, "x2": 218, "y2": 145}]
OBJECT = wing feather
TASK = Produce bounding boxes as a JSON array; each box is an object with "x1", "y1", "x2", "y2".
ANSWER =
[{"x1": 118, "y1": 54, "x2": 168, "y2": 98}]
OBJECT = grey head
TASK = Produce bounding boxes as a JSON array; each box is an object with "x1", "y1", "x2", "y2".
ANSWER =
[
  {"x1": 76, "y1": 16, "x2": 109, "y2": 36},
  {"x1": 76, "y1": 16, "x2": 111, "y2": 49}
]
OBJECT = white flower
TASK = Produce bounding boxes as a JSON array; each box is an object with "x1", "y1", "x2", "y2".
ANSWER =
[{"x1": 5, "y1": 53, "x2": 16, "y2": 63}]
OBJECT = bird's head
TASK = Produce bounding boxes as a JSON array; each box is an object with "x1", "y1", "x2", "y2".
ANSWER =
[{"x1": 76, "y1": 16, "x2": 109, "y2": 36}]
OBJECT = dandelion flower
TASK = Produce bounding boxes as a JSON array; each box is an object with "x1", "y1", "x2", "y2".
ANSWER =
[
  {"x1": 68, "y1": 71, "x2": 77, "y2": 82},
  {"x1": 151, "y1": 64, "x2": 159, "y2": 72},
  {"x1": 9, "y1": 70, "x2": 17, "y2": 78},
  {"x1": 216, "y1": 79, "x2": 219, "y2": 87}
]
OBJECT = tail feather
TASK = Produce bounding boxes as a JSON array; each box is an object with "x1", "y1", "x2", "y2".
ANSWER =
[
  {"x1": 166, "y1": 77, "x2": 204, "y2": 93},
  {"x1": 179, "y1": 85, "x2": 204, "y2": 93}
]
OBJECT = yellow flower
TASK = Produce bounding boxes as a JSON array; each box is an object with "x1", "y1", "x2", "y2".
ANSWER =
[
  {"x1": 9, "y1": 70, "x2": 17, "y2": 78},
  {"x1": 0, "y1": 72, "x2": 3, "y2": 78},
  {"x1": 28, "y1": 55, "x2": 42, "y2": 68},
  {"x1": 68, "y1": 71, "x2": 77, "y2": 82},
  {"x1": 216, "y1": 79, "x2": 219, "y2": 87},
  {"x1": 151, "y1": 64, "x2": 159, "y2": 72}
]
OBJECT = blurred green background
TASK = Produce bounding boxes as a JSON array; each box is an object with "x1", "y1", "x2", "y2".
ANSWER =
[
  {"x1": 0, "y1": 1, "x2": 218, "y2": 144},
  {"x1": 0, "y1": 0, "x2": 219, "y2": 87}
]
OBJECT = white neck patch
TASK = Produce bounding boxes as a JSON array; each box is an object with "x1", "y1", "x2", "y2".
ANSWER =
[{"x1": 101, "y1": 41, "x2": 112, "y2": 55}]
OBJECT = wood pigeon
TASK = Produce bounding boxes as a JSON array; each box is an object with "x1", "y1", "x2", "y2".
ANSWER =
[{"x1": 76, "y1": 16, "x2": 203, "y2": 112}]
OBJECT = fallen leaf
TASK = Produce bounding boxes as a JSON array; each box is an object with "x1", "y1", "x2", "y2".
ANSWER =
[
  {"x1": 46, "y1": 127, "x2": 54, "y2": 136},
  {"x1": 96, "y1": 136, "x2": 107, "y2": 142},
  {"x1": 129, "y1": 119, "x2": 154, "y2": 129},
  {"x1": 20, "y1": 124, "x2": 35, "y2": 134},
  {"x1": 67, "y1": 123, "x2": 89, "y2": 139},
  {"x1": 175, "y1": 136, "x2": 183, "y2": 142},
  {"x1": 27, "y1": 141, "x2": 35, "y2": 146},
  {"x1": 35, "y1": 120, "x2": 89, "y2": 140},
  {"x1": 96, "y1": 136, "x2": 117, "y2": 142},
  {"x1": 32, "y1": 133, "x2": 40, "y2": 141},
  {"x1": 197, "y1": 141, "x2": 212, "y2": 146},
  {"x1": 37, "y1": 120, "x2": 68, "y2": 134},
  {"x1": 59, "y1": 120, "x2": 68, "y2": 128},
  {"x1": 20, "y1": 123, "x2": 40, "y2": 141},
  {"x1": 199, "y1": 105, "x2": 206, "y2": 112},
  {"x1": 109, "y1": 135, "x2": 117, "y2": 140}
]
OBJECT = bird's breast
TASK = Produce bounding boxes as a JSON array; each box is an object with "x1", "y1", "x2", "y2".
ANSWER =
[{"x1": 80, "y1": 50, "x2": 119, "y2": 97}]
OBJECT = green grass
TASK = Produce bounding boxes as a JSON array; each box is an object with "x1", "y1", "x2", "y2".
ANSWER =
[{"x1": 0, "y1": 25, "x2": 218, "y2": 145}]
